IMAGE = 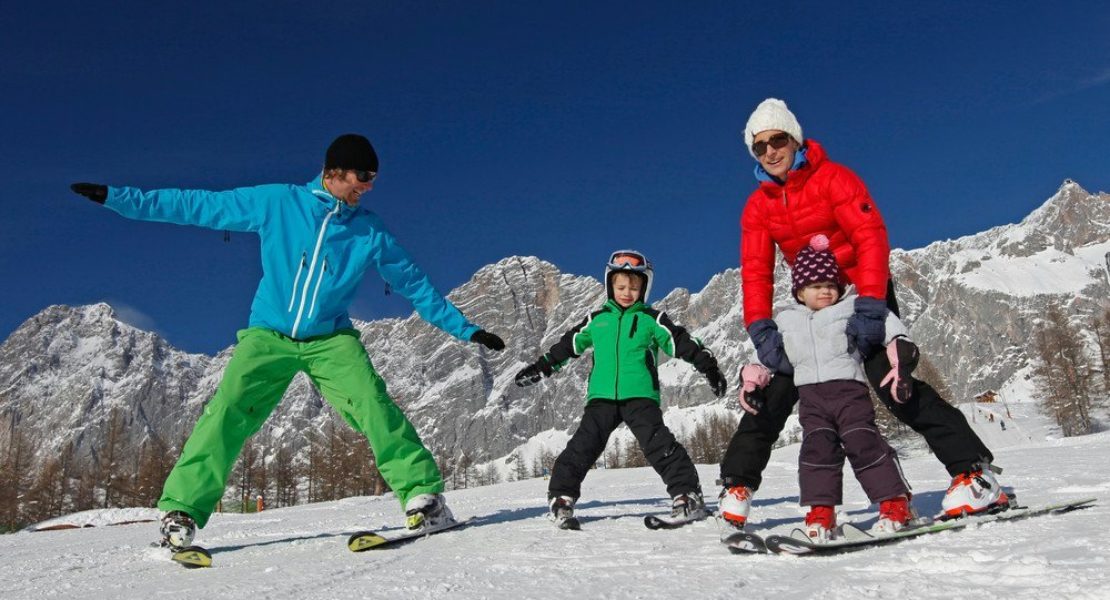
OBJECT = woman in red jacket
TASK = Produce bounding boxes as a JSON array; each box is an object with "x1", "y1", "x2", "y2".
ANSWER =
[{"x1": 716, "y1": 99, "x2": 1010, "y2": 533}]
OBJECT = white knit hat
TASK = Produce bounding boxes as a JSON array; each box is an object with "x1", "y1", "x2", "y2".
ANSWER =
[{"x1": 744, "y1": 98, "x2": 803, "y2": 159}]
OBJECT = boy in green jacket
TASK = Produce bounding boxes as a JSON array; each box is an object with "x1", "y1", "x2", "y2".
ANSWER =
[{"x1": 515, "y1": 250, "x2": 728, "y2": 528}]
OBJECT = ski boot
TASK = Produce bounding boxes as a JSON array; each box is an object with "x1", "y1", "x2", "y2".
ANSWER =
[
  {"x1": 405, "y1": 493, "x2": 456, "y2": 531},
  {"x1": 548, "y1": 495, "x2": 580, "y2": 530},
  {"x1": 871, "y1": 495, "x2": 912, "y2": 534},
  {"x1": 159, "y1": 511, "x2": 197, "y2": 550},
  {"x1": 941, "y1": 464, "x2": 1010, "y2": 518},
  {"x1": 717, "y1": 485, "x2": 753, "y2": 530},
  {"x1": 803, "y1": 505, "x2": 836, "y2": 544},
  {"x1": 670, "y1": 491, "x2": 708, "y2": 522}
]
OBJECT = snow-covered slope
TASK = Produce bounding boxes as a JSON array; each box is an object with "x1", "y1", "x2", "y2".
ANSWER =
[{"x1": 4, "y1": 432, "x2": 1108, "y2": 600}]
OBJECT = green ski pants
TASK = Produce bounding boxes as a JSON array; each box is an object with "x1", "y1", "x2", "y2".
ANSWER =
[{"x1": 158, "y1": 327, "x2": 443, "y2": 527}]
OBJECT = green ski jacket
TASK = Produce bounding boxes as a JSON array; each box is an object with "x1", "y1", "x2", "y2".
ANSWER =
[{"x1": 543, "y1": 300, "x2": 717, "y2": 403}]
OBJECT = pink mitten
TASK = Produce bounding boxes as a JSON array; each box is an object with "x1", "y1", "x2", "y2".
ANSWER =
[{"x1": 738, "y1": 364, "x2": 772, "y2": 414}]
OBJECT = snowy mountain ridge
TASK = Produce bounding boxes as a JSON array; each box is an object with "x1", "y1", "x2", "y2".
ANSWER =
[{"x1": 0, "y1": 181, "x2": 1106, "y2": 476}]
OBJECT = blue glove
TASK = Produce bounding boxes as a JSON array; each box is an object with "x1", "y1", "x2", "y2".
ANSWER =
[
  {"x1": 846, "y1": 296, "x2": 888, "y2": 360},
  {"x1": 747, "y1": 319, "x2": 793, "y2": 375}
]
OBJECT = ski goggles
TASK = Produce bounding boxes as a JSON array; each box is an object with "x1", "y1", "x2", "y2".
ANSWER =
[
  {"x1": 751, "y1": 132, "x2": 792, "y2": 158},
  {"x1": 353, "y1": 170, "x2": 377, "y2": 183},
  {"x1": 607, "y1": 250, "x2": 650, "y2": 271}
]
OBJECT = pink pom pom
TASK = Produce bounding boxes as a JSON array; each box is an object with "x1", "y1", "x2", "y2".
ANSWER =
[{"x1": 809, "y1": 234, "x2": 830, "y2": 252}]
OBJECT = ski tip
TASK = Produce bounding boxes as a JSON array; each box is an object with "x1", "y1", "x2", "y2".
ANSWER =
[
  {"x1": 722, "y1": 532, "x2": 768, "y2": 554},
  {"x1": 347, "y1": 531, "x2": 388, "y2": 552},
  {"x1": 557, "y1": 517, "x2": 582, "y2": 531},
  {"x1": 763, "y1": 535, "x2": 815, "y2": 556},
  {"x1": 171, "y1": 545, "x2": 213, "y2": 568}
]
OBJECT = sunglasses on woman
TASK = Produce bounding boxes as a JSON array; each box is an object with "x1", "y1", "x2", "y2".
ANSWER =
[{"x1": 751, "y1": 132, "x2": 792, "y2": 158}]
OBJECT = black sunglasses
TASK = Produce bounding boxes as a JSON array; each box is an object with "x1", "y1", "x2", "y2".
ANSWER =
[
  {"x1": 752, "y1": 132, "x2": 793, "y2": 158},
  {"x1": 353, "y1": 170, "x2": 377, "y2": 183}
]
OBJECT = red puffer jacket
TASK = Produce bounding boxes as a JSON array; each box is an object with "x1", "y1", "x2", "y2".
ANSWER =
[{"x1": 740, "y1": 139, "x2": 890, "y2": 327}]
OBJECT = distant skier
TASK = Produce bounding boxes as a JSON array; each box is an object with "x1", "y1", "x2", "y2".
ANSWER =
[
  {"x1": 70, "y1": 134, "x2": 506, "y2": 550},
  {"x1": 718, "y1": 99, "x2": 1009, "y2": 530},
  {"x1": 514, "y1": 250, "x2": 727, "y2": 529},
  {"x1": 738, "y1": 235, "x2": 917, "y2": 542}
]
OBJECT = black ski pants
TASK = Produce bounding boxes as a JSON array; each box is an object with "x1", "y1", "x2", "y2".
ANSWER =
[
  {"x1": 719, "y1": 281, "x2": 994, "y2": 491},
  {"x1": 549, "y1": 398, "x2": 700, "y2": 500}
]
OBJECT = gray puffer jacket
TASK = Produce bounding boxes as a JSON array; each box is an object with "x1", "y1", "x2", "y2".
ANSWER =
[{"x1": 772, "y1": 291, "x2": 909, "y2": 386}]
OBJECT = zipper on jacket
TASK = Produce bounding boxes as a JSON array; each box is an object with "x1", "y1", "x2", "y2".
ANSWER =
[
  {"x1": 808, "y1": 312, "x2": 821, "y2": 382},
  {"x1": 614, "y1": 310, "x2": 624, "y2": 399},
  {"x1": 628, "y1": 314, "x2": 639, "y2": 338},
  {"x1": 308, "y1": 256, "x2": 328, "y2": 318},
  {"x1": 288, "y1": 252, "x2": 308, "y2": 312},
  {"x1": 291, "y1": 200, "x2": 342, "y2": 338}
]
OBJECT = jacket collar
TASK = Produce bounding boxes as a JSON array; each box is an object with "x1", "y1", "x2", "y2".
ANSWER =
[
  {"x1": 754, "y1": 139, "x2": 828, "y2": 189},
  {"x1": 604, "y1": 299, "x2": 645, "y2": 313},
  {"x1": 308, "y1": 174, "x2": 360, "y2": 218}
]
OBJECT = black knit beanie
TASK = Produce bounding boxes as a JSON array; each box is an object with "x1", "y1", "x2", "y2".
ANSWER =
[{"x1": 325, "y1": 134, "x2": 379, "y2": 172}]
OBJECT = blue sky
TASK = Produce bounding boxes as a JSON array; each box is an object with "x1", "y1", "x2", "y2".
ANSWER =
[{"x1": 2, "y1": 2, "x2": 1107, "y2": 355}]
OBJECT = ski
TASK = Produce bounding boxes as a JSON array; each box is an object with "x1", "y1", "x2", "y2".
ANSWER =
[
  {"x1": 644, "y1": 514, "x2": 706, "y2": 530},
  {"x1": 347, "y1": 518, "x2": 469, "y2": 552},
  {"x1": 721, "y1": 531, "x2": 768, "y2": 554},
  {"x1": 764, "y1": 497, "x2": 1096, "y2": 556},
  {"x1": 555, "y1": 516, "x2": 582, "y2": 531},
  {"x1": 171, "y1": 545, "x2": 213, "y2": 568}
]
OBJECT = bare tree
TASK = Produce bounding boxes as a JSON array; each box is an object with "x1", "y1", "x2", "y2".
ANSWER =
[
  {"x1": 478, "y1": 462, "x2": 501, "y2": 487},
  {"x1": 1033, "y1": 306, "x2": 1094, "y2": 437},
  {"x1": 623, "y1": 427, "x2": 649, "y2": 468},
  {"x1": 131, "y1": 439, "x2": 175, "y2": 508},
  {"x1": 603, "y1": 437, "x2": 624, "y2": 469},
  {"x1": 914, "y1": 355, "x2": 955, "y2": 404},
  {"x1": 1094, "y1": 303, "x2": 1110, "y2": 393},
  {"x1": 454, "y1": 452, "x2": 473, "y2": 490},
  {"x1": 231, "y1": 438, "x2": 261, "y2": 512},
  {"x1": 0, "y1": 427, "x2": 31, "y2": 531},
  {"x1": 509, "y1": 449, "x2": 530, "y2": 482},
  {"x1": 532, "y1": 448, "x2": 557, "y2": 478},
  {"x1": 98, "y1": 409, "x2": 129, "y2": 508},
  {"x1": 682, "y1": 411, "x2": 740, "y2": 465},
  {"x1": 271, "y1": 443, "x2": 299, "y2": 508}
]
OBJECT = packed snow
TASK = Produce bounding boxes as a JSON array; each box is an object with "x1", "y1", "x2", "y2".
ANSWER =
[{"x1": 4, "y1": 425, "x2": 1108, "y2": 600}]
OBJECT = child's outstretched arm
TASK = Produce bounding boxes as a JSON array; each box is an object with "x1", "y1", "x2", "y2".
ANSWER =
[
  {"x1": 514, "y1": 312, "x2": 597, "y2": 387},
  {"x1": 648, "y1": 310, "x2": 727, "y2": 398}
]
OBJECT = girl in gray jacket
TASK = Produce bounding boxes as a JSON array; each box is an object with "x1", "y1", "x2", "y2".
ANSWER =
[{"x1": 740, "y1": 235, "x2": 919, "y2": 542}]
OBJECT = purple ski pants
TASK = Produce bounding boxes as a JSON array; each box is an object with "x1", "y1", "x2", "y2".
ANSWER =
[{"x1": 798, "y1": 380, "x2": 910, "y2": 506}]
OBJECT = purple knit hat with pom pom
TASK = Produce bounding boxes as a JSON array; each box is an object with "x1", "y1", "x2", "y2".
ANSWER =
[{"x1": 792, "y1": 235, "x2": 844, "y2": 301}]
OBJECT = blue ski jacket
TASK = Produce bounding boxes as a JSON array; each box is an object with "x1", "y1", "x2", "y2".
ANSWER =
[{"x1": 104, "y1": 176, "x2": 480, "y2": 342}]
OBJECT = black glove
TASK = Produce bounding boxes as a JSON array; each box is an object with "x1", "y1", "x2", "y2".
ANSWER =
[
  {"x1": 846, "y1": 296, "x2": 888, "y2": 360},
  {"x1": 70, "y1": 183, "x2": 108, "y2": 204},
  {"x1": 704, "y1": 365, "x2": 727, "y2": 398},
  {"x1": 470, "y1": 330, "x2": 505, "y2": 351},
  {"x1": 747, "y1": 319, "x2": 792, "y2": 375},
  {"x1": 514, "y1": 357, "x2": 554, "y2": 387}
]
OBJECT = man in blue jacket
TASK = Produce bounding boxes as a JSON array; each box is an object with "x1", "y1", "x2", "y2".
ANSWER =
[{"x1": 71, "y1": 134, "x2": 506, "y2": 550}]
